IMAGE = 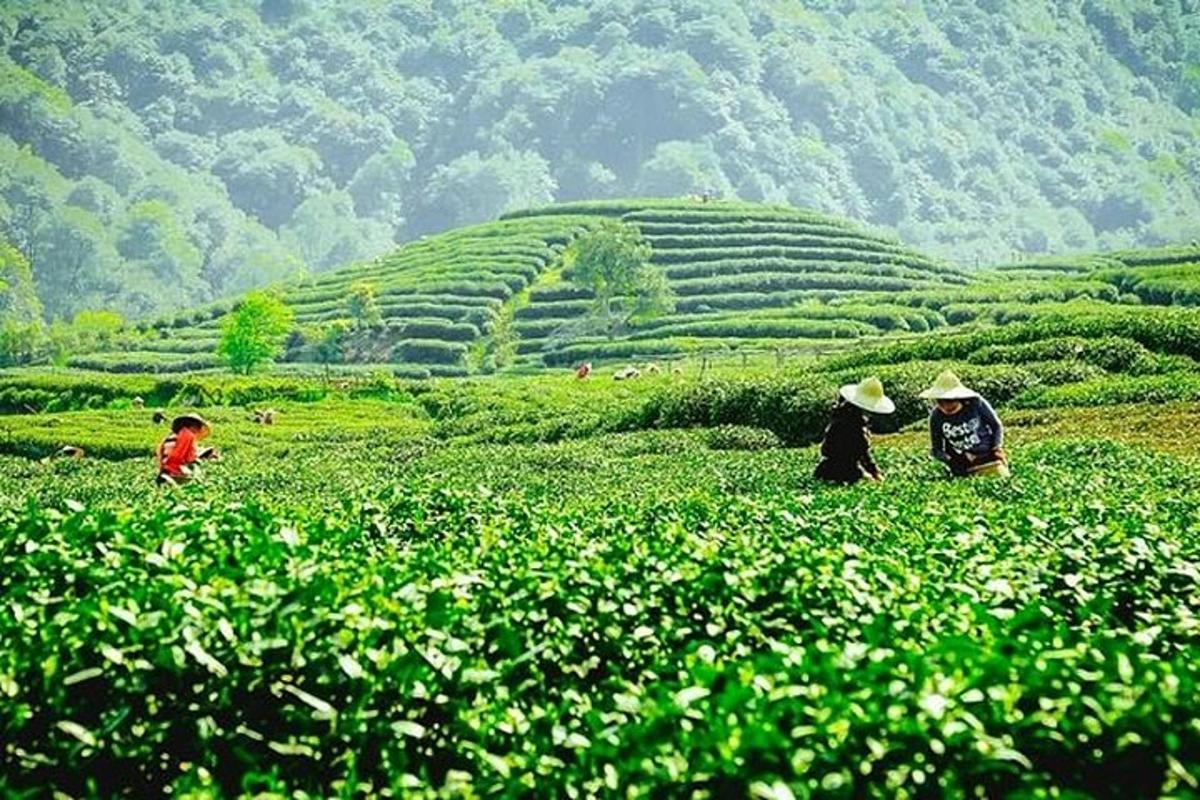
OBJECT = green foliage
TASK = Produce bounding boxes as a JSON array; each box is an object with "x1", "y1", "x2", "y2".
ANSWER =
[
  {"x1": 0, "y1": 320, "x2": 41, "y2": 367},
  {"x1": 217, "y1": 292, "x2": 295, "y2": 375},
  {"x1": 0, "y1": 399, "x2": 1198, "y2": 795},
  {"x1": 1014, "y1": 373, "x2": 1200, "y2": 409},
  {"x1": 0, "y1": 238, "x2": 42, "y2": 324},
  {"x1": 567, "y1": 220, "x2": 673, "y2": 337},
  {"x1": 3, "y1": 1, "x2": 1197, "y2": 320},
  {"x1": 345, "y1": 281, "x2": 382, "y2": 328}
]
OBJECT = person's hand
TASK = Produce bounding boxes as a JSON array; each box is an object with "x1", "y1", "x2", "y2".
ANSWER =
[
  {"x1": 870, "y1": 472, "x2": 884, "y2": 483},
  {"x1": 964, "y1": 452, "x2": 977, "y2": 464}
]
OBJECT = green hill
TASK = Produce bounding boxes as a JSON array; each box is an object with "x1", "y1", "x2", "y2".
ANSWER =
[
  {"x1": 68, "y1": 199, "x2": 967, "y2": 375},
  {"x1": 62, "y1": 200, "x2": 1200, "y2": 377}
]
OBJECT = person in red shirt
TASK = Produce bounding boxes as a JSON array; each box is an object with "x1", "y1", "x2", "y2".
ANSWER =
[{"x1": 156, "y1": 414, "x2": 217, "y2": 486}]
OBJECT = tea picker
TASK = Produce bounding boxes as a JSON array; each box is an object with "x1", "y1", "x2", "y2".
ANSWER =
[
  {"x1": 156, "y1": 414, "x2": 220, "y2": 486},
  {"x1": 813, "y1": 376, "x2": 895, "y2": 485}
]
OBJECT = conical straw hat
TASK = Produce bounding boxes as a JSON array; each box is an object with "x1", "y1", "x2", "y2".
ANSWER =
[
  {"x1": 839, "y1": 376, "x2": 895, "y2": 414},
  {"x1": 918, "y1": 370, "x2": 980, "y2": 400},
  {"x1": 171, "y1": 413, "x2": 212, "y2": 438}
]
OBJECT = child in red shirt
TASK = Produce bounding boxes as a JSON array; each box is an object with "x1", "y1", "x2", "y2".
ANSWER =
[{"x1": 156, "y1": 414, "x2": 217, "y2": 485}]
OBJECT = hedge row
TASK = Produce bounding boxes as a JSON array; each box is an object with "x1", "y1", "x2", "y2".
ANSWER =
[
  {"x1": 297, "y1": 303, "x2": 496, "y2": 328},
  {"x1": 503, "y1": 200, "x2": 850, "y2": 228},
  {"x1": 622, "y1": 207, "x2": 858, "y2": 228},
  {"x1": 622, "y1": 303, "x2": 941, "y2": 336},
  {"x1": 1013, "y1": 372, "x2": 1200, "y2": 408},
  {"x1": 649, "y1": 245, "x2": 939, "y2": 270},
  {"x1": 967, "y1": 336, "x2": 1157, "y2": 374},
  {"x1": 515, "y1": 299, "x2": 593, "y2": 321},
  {"x1": 670, "y1": 271, "x2": 932, "y2": 296},
  {"x1": 65, "y1": 352, "x2": 222, "y2": 374},
  {"x1": 633, "y1": 220, "x2": 900, "y2": 243},
  {"x1": 895, "y1": 281, "x2": 1120, "y2": 311},
  {"x1": 661, "y1": 256, "x2": 943, "y2": 283},
  {"x1": 391, "y1": 338, "x2": 469, "y2": 365},
  {"x1": 827, "y1": 309, "x2": 1200, "y2": 369},
  {"x1": 0, "y1": 372, "x2": 348, "y2": 413},
  {"x1": 541, "y1": 339, "x2": 686, "y2": 366},
  {"x1": 1097, "y1": 266, "x2": 1200, "y2": 306},
  {"x1": 1110, "y1": 244, "x2": 1200, "y2": 268},
  {"x1": 512, "y1": 318, "x2": 569, "y2": 339},
  {"x1": 528, "y1": 284, "x2": 594, "y2": 302},
  {"x1": 394, "y1": 319, "x2": 481, "y2": 343},
  {"x1": 124, "y1": 338, "x2": 219, "y2": 355},
  {"x1": 674, "y1": 290, "x2": 844, "y2": 313},
  {"x1": 626, "y1": 317, "x2": 872, "y2": 341},
  {"x1": 643, "y1": 232, "x2": 914, "y2": 257}
]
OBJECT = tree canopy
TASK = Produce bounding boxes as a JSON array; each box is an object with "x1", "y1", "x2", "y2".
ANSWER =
[
  {"x1": 0, "y1": 0, "x2": 1197, "y2": 320},
  {"x1": 567, "y1": 220, "x2": 673, "y2": 337},
  {"x1": 217, "y1": 291, "x2": 294, "y2": 374}
]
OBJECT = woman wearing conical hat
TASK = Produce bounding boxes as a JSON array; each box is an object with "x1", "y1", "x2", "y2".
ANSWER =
[
  {"x1": 920, "y1": 370, "x2": 1009, "y2": 478},
  {"x1": 813, "y1": 377, "x2": 895, "y2": 485}
]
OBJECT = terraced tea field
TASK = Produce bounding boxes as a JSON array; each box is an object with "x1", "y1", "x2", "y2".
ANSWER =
[{"x1": 61, "y1": 200, "x2": 1200, "y2": 379}]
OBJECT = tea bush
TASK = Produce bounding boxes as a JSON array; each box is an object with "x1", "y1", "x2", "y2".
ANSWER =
[{"x1": 0, "y1": 433, "x2": 1197, "y2": 798}]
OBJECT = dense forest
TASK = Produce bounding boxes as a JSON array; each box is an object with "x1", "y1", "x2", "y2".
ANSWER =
[{"x1": 1, "y1": 0, "x2": 1197, "y2": 321}]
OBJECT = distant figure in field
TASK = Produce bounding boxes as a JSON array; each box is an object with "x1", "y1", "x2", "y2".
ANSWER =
[
  {"x1": 251, "y1": 408, "x2": 276, "y2": 425},
  {"x1": 132, "y1": 396, "x2": 145, "y2": 410},
  {"x1": 613, "y1": 366, "x2": 640, "y2": 381},
  {"x1": 156, "y1": 414, "x2": 218, "y2": 486},
  {"x1": 814, "y1": 377, "x2": 894, "y2": 485},
  {"x1": 575, "y1": 362, "x2": 592, "y2": 380},
  {"x1": 644, "y1": 362, "x2": 662, "y2": 375},
  {"x1": 55, "y1": 445, "x2": 85, "y2": 459},
  {"x1": 921, "y1": 370, "x2": 1009, "y2": 478},
  {"x1": 152, "y1": 409, "x2": 168, "y2": 425}
]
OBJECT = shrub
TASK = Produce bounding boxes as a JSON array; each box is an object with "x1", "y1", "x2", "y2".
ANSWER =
[
  {"x1": 392, "y1": 338, "x2": 468, "y2": 365},
  {"x1": 703, "y1": 425, "x2": 783, "y2": 451}
]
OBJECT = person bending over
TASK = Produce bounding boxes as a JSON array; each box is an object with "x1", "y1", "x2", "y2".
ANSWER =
[
  {"x1": 920, "y1": 370, "x2": 1008, "y2": 478},
  {"x1": 156, "y1": 414, "x2": 218, "y2": 486},
  {"x1": 813, "y1": 376, "x2": 895, "y2": 485}
]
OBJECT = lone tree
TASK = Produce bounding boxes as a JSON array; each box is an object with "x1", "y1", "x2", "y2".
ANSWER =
[
  {"x1": 345, "y1": 281, "x2": 382, "y2": 328},
  {"x1": 217, "y1": 291, "x2": 295, "y2": 374},
  {"x1": 312, "y1": 320, "x2": 350, "y2": 378},
  {"x1": 566, "y1": 220, "x2": 674, "y2": 338}
]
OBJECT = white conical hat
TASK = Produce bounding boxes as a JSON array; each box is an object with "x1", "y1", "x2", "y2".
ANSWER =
[
  {"x1": 918, "y1": 370, "x2": 980, "y2": 400},
  {"x1": 839, "y1": 376, "x2": 895, "y2": 414}
]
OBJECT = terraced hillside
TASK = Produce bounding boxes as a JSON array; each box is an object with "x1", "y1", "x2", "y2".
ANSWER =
[
  {"x1": 78, "y1": 214, "x2": 595, "y2": 377},
  {"x1": 67, "y1": 201, "x2": 1199, "y2": 377},
  {"x1": 69, "y1": 200, "x2": 972, "y2": 375},
  {"x1": 503, "y1": 201, "x2": 968, "y2": 367},
  {"x1": 989, "y1": 244, "x2": 1200, "y2": 306}
]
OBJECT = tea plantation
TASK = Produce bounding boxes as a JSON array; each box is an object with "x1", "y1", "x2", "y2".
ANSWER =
[
  {"x1": 2, "y1": 352, "x2": 1200, "y2": 797},
  {"x1": 63, "y1": 199, "x2": 1199, "y2": 379},
  {"x1": 3, "y1": 200, "x2": 1200, "y2": 796}
]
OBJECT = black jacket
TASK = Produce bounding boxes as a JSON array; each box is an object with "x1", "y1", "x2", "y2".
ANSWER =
[{"x1": 813, "y1": 403, "x2": 879, "y2": 484}]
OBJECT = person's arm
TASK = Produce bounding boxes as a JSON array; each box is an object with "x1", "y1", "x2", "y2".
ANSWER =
[
  {"x1": 929, "y1": 411, "x2": 950, "y2": 463},
  {"x1": 978, "y1": 398, "x2": 1004, "y2": 449},
  {"x1": 856, "y1": 423, "x2": 881, "y2": 478}
]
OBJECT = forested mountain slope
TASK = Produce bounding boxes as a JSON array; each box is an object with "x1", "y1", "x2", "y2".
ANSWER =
[{"x1": 1, "y1": 0, "x2": 1197, "y2": 320}]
